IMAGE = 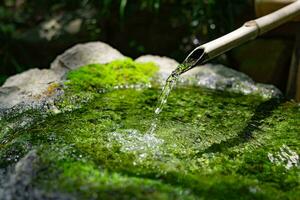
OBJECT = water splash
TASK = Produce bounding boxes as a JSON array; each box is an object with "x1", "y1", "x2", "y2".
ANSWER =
[
  {"x1": 268, "y1": 144, "x2": 299, "y2": 170},
  {"x1": 108, "y1": 129, "x2": 164, "y2": 163}
]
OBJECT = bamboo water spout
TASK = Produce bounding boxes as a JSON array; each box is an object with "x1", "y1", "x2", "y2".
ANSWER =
[{"x1": 180, "y1": 0, "x2": 300, "y2": 74}]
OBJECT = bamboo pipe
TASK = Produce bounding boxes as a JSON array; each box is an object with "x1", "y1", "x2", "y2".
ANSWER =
[
  {"x1": 182, "y1": 0, "x2": 300, "y2": 74},
  {"x1": 256, "y1": 0, "x2": 300, "y2": 21}
]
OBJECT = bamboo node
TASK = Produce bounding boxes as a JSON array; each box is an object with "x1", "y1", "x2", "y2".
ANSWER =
[
  {"x1": 244, "y1": 20, "x2": 260, "y2": 37},
  {"x1": 244, "y1": 20, "x2": 258, "y2": 27}
]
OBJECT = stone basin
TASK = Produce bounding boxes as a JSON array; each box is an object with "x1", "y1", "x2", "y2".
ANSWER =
[{"x1": 0, "y1": 42, "x2": 299, "y2": 200}]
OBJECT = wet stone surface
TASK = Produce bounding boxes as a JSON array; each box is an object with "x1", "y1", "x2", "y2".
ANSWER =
[{"x1": 0, "y1": 58, "x2": 299, "y2": 200}]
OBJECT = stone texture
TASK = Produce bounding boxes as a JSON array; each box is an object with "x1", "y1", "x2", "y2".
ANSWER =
[
  {"x1": 0, "y1": 150, "x2": 73, "y2": 200},
  {"x1": 180, "y1": 64, "x2": 282, "y2": 98},
  {"x1": 0, "y1": 150, "x2": 39, "y2": 200},
  {"x1": 1, "y1": 41, "x2": 125, "y2": 110},
  {"x1": 51, "y1": 41, "x2": 125, "y2": 75},
  {"x1": 0, "y1": 87, "x2": 23, "y2": 110},
  {"x1": 0, "y1": 69, "x2": 62, "y2": 110},
  {"x1": 135, "y1": 54, "x2": 282, "y2": 98},
  {"x1": 2, "y1": 68, "x2": 61, "y2": 95}
]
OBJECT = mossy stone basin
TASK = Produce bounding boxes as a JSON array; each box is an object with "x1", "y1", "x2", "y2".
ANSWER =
[{"x1": 0, "y1": 59, "x2": 299, "y2": 200}]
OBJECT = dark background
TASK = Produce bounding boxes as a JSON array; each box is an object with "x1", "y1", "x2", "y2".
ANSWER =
[{"x1": 1, "y1": 0, "x2": 272, "y2": 86}]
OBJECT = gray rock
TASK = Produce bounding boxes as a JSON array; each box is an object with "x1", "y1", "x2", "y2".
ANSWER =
[
  {"x1": 0, "y1": 150, "x2": 73, "y2": 200},
  {"x1": 0, "y1": 150, "x2": 38, "y2": 200},
  {"x1": 0, "y1": 69, "x2": 62, "y2": 110},
  {"x1": 0, "y1": 45, "x2": 282, "y2": 112},
  {"x1": 2, "y1": 68, "x2": 61, "y2": 95},
  {"x1": 0, "y1": 87, "x2": 23, "y2": 110},
  {"x1": 134, "y1": 55, "x2": 281, "y2": 98},
  {"x1": 51, "y1": 41, "x2": 125, "y2": 75},
  {"x1": 180, "y1": 64, "x2": 282, "y2": 98},
  {"x1": 135, "y1": 55, "x2": 179, "y2": 80},
  {"x1": 1, "y1": 41, "x2": 123, "y2": 111}
]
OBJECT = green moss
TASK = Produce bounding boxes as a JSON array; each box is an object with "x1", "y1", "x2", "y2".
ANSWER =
[
  {"x1": 3, "y1": 87, "x2": 296, "y2": 199},
  {"x1": 0, "y1": 59, "x2": 299, "y2": 199},
  {"x1": 66, "y1": 58, "x2": 159, "y2": 91},
  {"x1": 37, "y1": 159, "x2": 198, "y2": 199}
]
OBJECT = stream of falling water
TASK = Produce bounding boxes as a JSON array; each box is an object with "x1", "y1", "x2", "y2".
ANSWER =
[{"x1": 146, "y1": 61, "x2": 195, "y2": 135}]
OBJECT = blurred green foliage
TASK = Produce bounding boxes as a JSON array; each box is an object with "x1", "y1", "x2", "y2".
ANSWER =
[{"x1": 0, "y1": 0, "x2": 250, "y2": 85}]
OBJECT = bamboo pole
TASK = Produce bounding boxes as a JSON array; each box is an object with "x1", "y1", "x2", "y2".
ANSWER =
[
  {"x1": 256, "y1": 0, "x2": 300, "y2": 21},
  {"x1": 183, "y1": 0, "x2": 300, "y2": 73}
]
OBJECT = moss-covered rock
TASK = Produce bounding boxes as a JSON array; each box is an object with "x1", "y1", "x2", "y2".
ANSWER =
[
  {"x1": 66, "y1": 58, "x2": 158, "y2": 91},
  {"x1": 0, "y1": 59, "x2": 299, "y2": 200}
]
